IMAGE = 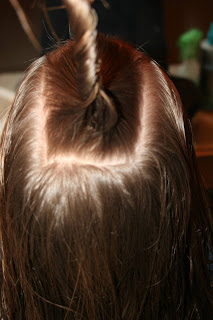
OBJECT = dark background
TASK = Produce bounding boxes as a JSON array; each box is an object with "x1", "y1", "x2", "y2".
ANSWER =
[{"x1": 1, "y1": 0, "x2": 213, "y2": 71}]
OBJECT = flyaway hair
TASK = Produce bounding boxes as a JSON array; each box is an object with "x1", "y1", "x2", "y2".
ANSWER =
[{"x1": 0, "y1": 0, "x2": 213, "y2": 319}]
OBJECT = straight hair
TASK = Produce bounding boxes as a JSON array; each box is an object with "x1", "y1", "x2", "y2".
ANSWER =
[{"x1": 0, "y1": 0, "x2": 213, "y2": 319}]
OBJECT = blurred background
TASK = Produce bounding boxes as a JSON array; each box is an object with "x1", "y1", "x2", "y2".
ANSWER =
[
  {"x1": 1, "y1": 0, "x2": 213, "y2": 69},
  {"x1": 1, "y1": 0, "x2": 213, "y2": 193}
]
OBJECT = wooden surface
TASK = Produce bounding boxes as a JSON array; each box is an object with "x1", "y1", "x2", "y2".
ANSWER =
[{"x1": 193, "y1": 111, "x2": 213, "y2": 189}]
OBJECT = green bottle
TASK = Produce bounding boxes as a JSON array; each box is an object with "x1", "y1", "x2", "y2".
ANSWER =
[{"x1": 177, "y1": 28, "x2": 203, "y2": 85}]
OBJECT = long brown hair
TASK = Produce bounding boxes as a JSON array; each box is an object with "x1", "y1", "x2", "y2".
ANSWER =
[{"x1": 0, "y1": 0, "x2": 213, "y2": 319}]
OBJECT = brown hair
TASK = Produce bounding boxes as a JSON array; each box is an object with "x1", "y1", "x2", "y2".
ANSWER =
[{"x1": 0, "y1": 0, "x2": 213, "y2": 319}]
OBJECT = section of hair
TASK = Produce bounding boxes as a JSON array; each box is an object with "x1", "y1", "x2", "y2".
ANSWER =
[{"x1": 44, "y1": 34, "x2": 143, "y2": 162}]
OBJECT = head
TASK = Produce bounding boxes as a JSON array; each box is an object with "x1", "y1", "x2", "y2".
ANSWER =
[{"x1": 0, "y1": 0, "x2": 213, "y2": 319}]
